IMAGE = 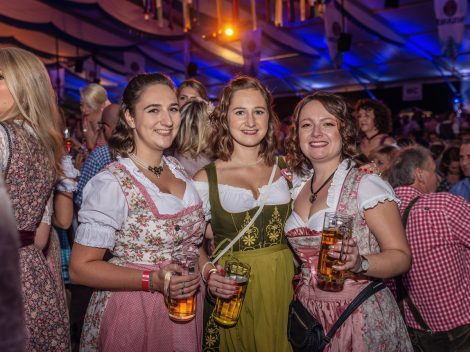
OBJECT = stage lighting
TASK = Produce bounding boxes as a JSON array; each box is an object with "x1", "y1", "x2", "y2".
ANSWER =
[{"x1": 224, "y1": 27, "x2": 234, "y2": 37}]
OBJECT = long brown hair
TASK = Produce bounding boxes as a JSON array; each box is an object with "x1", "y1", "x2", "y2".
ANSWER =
[
  {"x1": 108, "y1": 73, "x2": 177, "y2": 159},
  {"x1": 0, "y1": 47, "x2": 63, "y2": 175},
  {"x1": 208, "y1": 76, "x2": 279, "y2": 166},
  {"x1": 285, "y1": 91, "x2": 357, "y2": 176}
]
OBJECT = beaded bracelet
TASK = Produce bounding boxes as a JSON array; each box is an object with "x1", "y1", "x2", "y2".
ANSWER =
[
  {"x1": 141, "y1": 271, "x2": 151, "y2": 292},
  {"x1": 201, "y1": 261, "x2": 216, "y2": 283}
]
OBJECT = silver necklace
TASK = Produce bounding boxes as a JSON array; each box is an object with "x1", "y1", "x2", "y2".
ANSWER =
[{"x1": 129, "y1": 153, "x2": 164, "y2": 178}]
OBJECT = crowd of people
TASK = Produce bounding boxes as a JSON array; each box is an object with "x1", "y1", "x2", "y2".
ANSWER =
[{"x1": 1, "y1": 47, "x2": 469, "y2": 352}]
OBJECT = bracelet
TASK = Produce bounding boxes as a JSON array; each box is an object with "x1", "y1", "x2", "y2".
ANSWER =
[
  {"x1": 201, "y1": 261, "x2": 216, "y2": 283},
  {"x1": 205, "y1": 268, "x2": 217, "y2": 285},
  {"x1": 141, "y1": 270, "x2": 151, "y2": 292},
  {"x1": 149, "y1": 271, "x2": 156, "y2": 293}
]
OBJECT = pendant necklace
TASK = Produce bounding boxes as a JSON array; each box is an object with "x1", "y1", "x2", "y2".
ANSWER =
[
  {"x1": 129, "y1": 153, "x2": 164, "y2": 178},
  {"x1": 309, "y1": 168, "x2": 338, "y2": 204}
]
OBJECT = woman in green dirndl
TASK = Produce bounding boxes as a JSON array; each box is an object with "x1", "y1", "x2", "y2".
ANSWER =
[{"x1": 194, "y1": 76, "x2": 294, "y2": 352}]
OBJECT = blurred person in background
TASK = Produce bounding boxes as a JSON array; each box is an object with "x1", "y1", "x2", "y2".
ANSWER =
[
  {"x1": 80, "y1": 83, "x2": 110, "y2": 151},
  {"x1": 437, "y1": 146, "x2": 462, "y2": 192},
  {"x1": 370, "y1": 145, "x2": 399, "y2": 181},
  {"x1": 450, "y1": 140, "x2": 470, "y2": 202},
  {"x1": 177, "y1": 78, "x2": 209, "y2": 107},
  {"x1": 355, "y1": 99, "x2": 396, "y2": 158},
  {"x1": 173, "y1": 98, "x2": 213, "y2": 177}
]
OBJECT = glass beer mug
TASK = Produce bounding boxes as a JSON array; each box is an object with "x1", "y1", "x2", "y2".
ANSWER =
[
  {"x1": 168, "y1": 252, "x2": 198, "y2": 322},
  {"x1": 317, "y1": 212, "x2": 353, "y2": 292},
  {"x1": 213, "y1": 259, "x2": 251, "y2": 327}
]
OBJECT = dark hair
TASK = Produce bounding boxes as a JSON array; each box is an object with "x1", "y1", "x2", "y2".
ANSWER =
[
  {"x1": 439, "y1": 146, "x2": 460, "y2": 175},
  {"x1": 108, "y1": 73, "x2": 176, "y2": 158},
  {"x1": 177, "y1": 79, "x2": 209, "y2": 101},
  {"x1": 388, "y1": 146, "x2": 431, "y2": 188},
  {"x1": 285, "y1": 91, "x2": 357, "y2": 176},
  {"x1": 355, "y1": 99, "x2": 392, "y2": 134},
  {"x1": 208, "y1": 75, "x2": 279, "y2": 166}
]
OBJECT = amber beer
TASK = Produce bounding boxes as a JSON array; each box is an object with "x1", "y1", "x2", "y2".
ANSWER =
[
  {"x1": 169, "y1": 253, "x2": 198, "y2": 322},
  {"x1": 213, "y1": 260, "x2": 251, "y2": 327},
  {"x1": 317, "y1": 213, "x2": 352, "y2": 292},
  {"x1": 169, "y1": 294, "x2": 196, "y2": 322}
]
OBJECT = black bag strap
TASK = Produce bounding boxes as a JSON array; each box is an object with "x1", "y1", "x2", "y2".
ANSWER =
[
  {"x1": 394, "y1": 196, "x2": 433, "y2": 334},
  {"x1": 323, "y1": 280, "x2": 386, "y2": 344}
]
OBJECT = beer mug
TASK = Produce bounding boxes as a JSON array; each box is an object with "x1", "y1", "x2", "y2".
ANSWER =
[
  {"x1": 213, "y1": 259, "x2": 251, "y2": 327},
  {"x1": 317, "y1": 212, "x2": 353, "y2": 292},
  {"x1": 168, "y1": 252, "x2": 198, "y2": 322}
]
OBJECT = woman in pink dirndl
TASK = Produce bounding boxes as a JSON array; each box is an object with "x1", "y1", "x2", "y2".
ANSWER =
[
  {"x1": 284, "y1": 92, "x2": 413, "y2": 351},
  {"x1": 70, "y1": 73, "x2": 206, "y2": 352}
]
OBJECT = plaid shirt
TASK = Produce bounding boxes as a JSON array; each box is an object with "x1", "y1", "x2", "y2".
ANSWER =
[
  {"x1": 394, "y1": 186, "x2": 470, "y2": 332},
  {"x1": 74, "y1": 145, "x2": 112, "y2": 208}
]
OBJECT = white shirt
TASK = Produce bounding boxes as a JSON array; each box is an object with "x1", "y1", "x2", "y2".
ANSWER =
[
  {"x1": 193, "y1": 176, "x2": 291, "y2": 221},
  {"x1": 75, "y1": 157, "x2": 202, "y2": 249},
  {"x1": 285, "y1": 159, "x2": 399, "y2": 233}
]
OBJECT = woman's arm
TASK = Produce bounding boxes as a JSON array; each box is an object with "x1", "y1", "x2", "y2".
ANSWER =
[
  {"x1": 332, "y1": 200, "x2": 411, "y2": 278},
  {"x1": 69, "y1": 244, "x2": 199, "y2": 298},
  {"x1": 52, "y1": 192, "x2": 74, "y2": 229}
]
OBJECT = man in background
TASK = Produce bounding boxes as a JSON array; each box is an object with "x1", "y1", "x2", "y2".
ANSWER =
[
  {"x1": 74, "y1": 103, "x2": 120, "y2": 207},
  {"x1": 389, "y1": 146, "x2": 470, "y2": 352}
]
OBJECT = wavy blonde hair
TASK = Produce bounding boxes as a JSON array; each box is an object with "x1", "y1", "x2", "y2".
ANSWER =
[
  {"x1": 0, "y1": 47, "x2": 63, "y2": 175},
  {"x1": 80, "y1": 83, "x2": 110, "y2": 111},
  {"x1": 174, "y1": 98, "x2": 212, "y2": 158},
  {"x1": 208, "y1": 76, "x2": 279, "y2": 166}
]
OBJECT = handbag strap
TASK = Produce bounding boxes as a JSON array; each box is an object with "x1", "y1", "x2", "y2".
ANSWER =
[
  {"x1": 394, "y1": 196, "x2": 433, "y2": 334},
  {"x1": 324, "y1": 280, "x2": 386, "y2": 343},
  {"x1": 211, "y1": 157, "x2": 278, "y2": 264}
]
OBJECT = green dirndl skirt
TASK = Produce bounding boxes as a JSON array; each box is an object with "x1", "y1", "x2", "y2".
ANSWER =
[{"x1": 203, "y1": 244, "x2": 294, "y2": 352}]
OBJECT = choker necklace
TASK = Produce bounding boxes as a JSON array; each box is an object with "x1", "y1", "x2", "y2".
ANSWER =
[
  {"x1": 309, "y1": 168, "x2": 337, "y2": 204},
  {"x1": 129, "y1": 153, "x2": 164, "y2": 178},
  {"x1": 365, "y1": 131, "x2": 381, "y2": 141}
]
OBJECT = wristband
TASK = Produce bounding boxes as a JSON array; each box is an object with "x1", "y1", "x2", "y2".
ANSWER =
[
  {"x1": 141, "y1": 270, "x2": 151, "y2": 292},
  {"x1": 205, "y1": 268, "x2": 217, "y2": 285}
]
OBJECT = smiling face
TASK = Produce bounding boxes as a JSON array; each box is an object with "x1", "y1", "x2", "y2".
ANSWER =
[
  {"x1": 227, "y1": 88, "x2": 269, "y2": 150},
  {"x1": 298, "y1": 100, "x2": 342, "y2": 165},
  {"x1": 356, "y1": 108, "x2": 377, "y2": 134},
  {"x1": 125, "y1": 83, "x2": 180, "y2": 154},
  {"x1": 0, "y1": 70, "x2": 14, "y2": 116},
  {"x1": 178, "y1": 86, "x2": 200, "y2": 107}
]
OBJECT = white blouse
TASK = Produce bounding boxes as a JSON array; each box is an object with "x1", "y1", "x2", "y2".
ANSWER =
[
  {"x1": 285, "y1": 159, "x2": 399, "y2": 233},
  {"x1": 75, "y1": 157, "x2": 202, "y2": 249},
  {"x1": 193, "y1": 176, "x2": 291, "y2": 221}
]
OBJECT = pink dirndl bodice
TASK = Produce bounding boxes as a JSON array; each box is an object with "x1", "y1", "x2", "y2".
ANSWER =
[
  {"x1": 80, "y1": 160, "x2": 205, "y2": 352},
  {"x1": 286, "y1": 167, "x2": 412, "y2": 352}
]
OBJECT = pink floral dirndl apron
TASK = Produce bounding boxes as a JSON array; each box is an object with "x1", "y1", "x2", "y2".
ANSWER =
[
  {"x1": 80, "y1": 161, "x2": 205, "y2": 352},
  {"x1": 287, "y1": 167, "x2": 413, "y2": 352}
]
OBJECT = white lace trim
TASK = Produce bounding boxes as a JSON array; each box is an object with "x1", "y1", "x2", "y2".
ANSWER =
[
  {"x1": 361, "y1": 195, "x2": 399, "y2": 212},
  {"x1": 75, "y1": 222, "x2": 116, "y2": 249},
  {"x1": 326, "y1": 159, "x2": 353, "y2": 208}
]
